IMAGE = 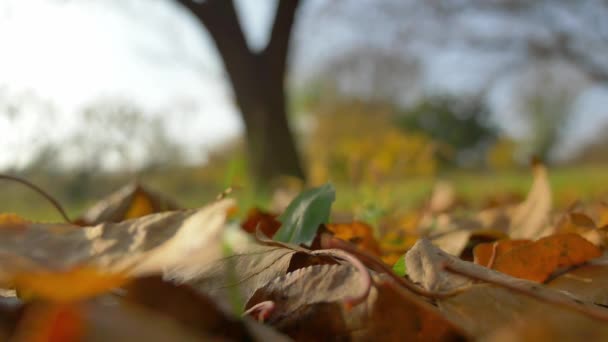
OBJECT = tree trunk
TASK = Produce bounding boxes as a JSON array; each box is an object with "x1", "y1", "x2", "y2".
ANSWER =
[{"x1": 177, "y1": 0, "x2": 305, "y2": 187}]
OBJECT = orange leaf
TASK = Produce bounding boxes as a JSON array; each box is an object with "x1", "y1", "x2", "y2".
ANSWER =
[
  {"x1": 14, "y1": 303, "x2": 85, "y2": 342},
  {"x1": 13, "y1": 267, "x2": 129, "y2": 302},
  {"x1": 473, "y1": 239, "x2": 531, "y2": 267},
  {"x1": 124, "y1": 190, "x2": 155, "y2": 219},
  {"x1": 326, "y1": 221, "x2": 381, "y2": 256},
  {"x1": 241, "y1": 208, "x2": 282, "y2": 237},
  {"x1": 0, "y1": 213, "x2": 29, "y2": 230},
  {"x1": 492, "y1": 233, "x2": 601, "y2": 282}
]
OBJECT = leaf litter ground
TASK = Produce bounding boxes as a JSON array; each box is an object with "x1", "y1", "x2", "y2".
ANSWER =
[{"x1": 2, "y1": 164, "x2": 608, "y2": 340}]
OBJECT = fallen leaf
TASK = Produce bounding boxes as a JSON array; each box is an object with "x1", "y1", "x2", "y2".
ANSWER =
[
  {"x1": 484, "y1": 308, "x2": 608, "y2": 342},
  {"x1": 246, "y1": 264, "x2": 466, "y2": 341},
  {"x1": 13, "y1": 302, "x2": 85, "y2": 342},
  {"x1": 547, "y1": 258, "x2": 608, "y2": 306},
  {"x1": 492, "y1": 233, "x2": 601, "y2": 282},
  {"x1": 77, "y1": 182, "x2": 180, "y2": 225},
  {"x1": 405, "y1": 238, "x2": 471, "y2": 292},
  {"x1": 0, "y1": 214, "x2": 29, "y2": 231},
  {"x1": 241, "y1": 208, "x2": 282, "y2": 237},
  {"x1": 123, "y1": 276, "x2": 251, "y2": 341},
  {"x1": 473, "y1": 239, "x2": 531, "y2": 268},
  {"x1": 509, "y1": 162, "x2": 552, "y2": 239},
  {"x1": 246, "y1": 264, "x2": 367, "y2": 320},
  {"x1": 190, "y1": 244, "x2": 300, "y2": 308},
  {"x1": 0, "y1": 199, "x2": 235, "y2": 295},
  {"x1": 431, "y1": 229, "x2": 473, "y2": 256},
  {"x1": 325, "y1": 221, "x2": 381, "y2": 256},
  {"x1": 406, "y1": 238, "x2": 608, "y2": 338},
  {"x1": 13, "y1": 267, "x2": 128, "y2": 302}
]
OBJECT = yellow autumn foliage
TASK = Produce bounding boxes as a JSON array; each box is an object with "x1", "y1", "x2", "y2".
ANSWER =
[{"x1": 306, "y1": 101, "x2": 439, "y2": 185}]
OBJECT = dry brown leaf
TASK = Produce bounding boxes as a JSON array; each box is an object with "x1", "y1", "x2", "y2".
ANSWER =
[
  {"x1": 431, "y1": 229, "x2": 474, "y2": 256},
  {"x1": 13, "y1": 302, "x2": 85, "y2": 342},
  {"x1": 77, "y1": 182, "x2": 180, "y2": 225},
  {"x1": 0, "y1": 214, "x2": 29, "y2": 230},
  {"x1": 246, "y1": 264, "x2": 366, "y2": 320},
  {"x1": 492, "y1": 233, "x2": 601, "y2": 283},
  {"x1": 473, "y1": 239, "x2": 531, "y2": 267},
  {"x1": 405, "y1": 238, "x2": 472, "y2": 292},
  {"x1": 547, "y1": 258, "x2": 608, "y2": 306},
  {"x1": 13, "y1": 267, "x2": 128, "y2": 302},
  {"x1": 427, "y1": 180, "x2": 457, "y2": 213},
  {"x1": 241, "y1": 207, "x2": 282, "y2": 237},
  {"x1": 405, "y1": 239, "x2": 608, "y2": 338},
  {"x1": 190, "y1": 244, "x2": 300, "y2": 307},
  {"x1": 246, "y1": 264, "x2": 466, "y2": 341},
  {"x1": 509, "y1": 162, "x2": 552, "y2": 239},
  {"x1": 123, "y1": 275, "x2": 290, "y2": 341},
  {"x1": 0, "y1": 199, "x2": 235, "y2": 296},
  {"x1": 440, "y1": 283, "x2": 608, "y2": 340},
  {"x1": 325, "y1": 221, "x2": 382, "y2": 256},
  {"x1": 483, "y1": 309, "x2": 608, "y2": 342}
]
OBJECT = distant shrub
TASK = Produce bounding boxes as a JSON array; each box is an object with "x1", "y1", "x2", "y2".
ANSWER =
[
  {"x1": 306, "y1": 100, "x2": 438, "y2": 185},
  {"x1": 395, "y1": 96, "x2": 498, "y2": 167}
]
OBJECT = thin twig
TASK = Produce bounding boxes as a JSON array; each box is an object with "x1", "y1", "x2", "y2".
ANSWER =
[
  {"x1": 0, "y1": 174, "x2": 72, "y2": 223},
  {"x1": 444, "y1": 262, "x2": 608, "y2": 323}
]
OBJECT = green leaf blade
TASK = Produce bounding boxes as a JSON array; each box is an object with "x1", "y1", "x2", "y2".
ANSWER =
[
  {"x1": 392, "y1": 254, "x2": 407, "y2": 277},
  {"x1": 273, "y1": 183, "x2": 336, "y2": 246}
]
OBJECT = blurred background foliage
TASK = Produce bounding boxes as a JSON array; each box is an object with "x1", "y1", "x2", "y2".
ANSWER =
[{"x1": 2, "y1": 0, "x2": 608, "y2": 220}]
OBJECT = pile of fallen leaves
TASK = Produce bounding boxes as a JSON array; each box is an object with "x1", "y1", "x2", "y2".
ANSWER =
[{"x1": 2, "y1": 164, "x2": 608, "y2": 341}]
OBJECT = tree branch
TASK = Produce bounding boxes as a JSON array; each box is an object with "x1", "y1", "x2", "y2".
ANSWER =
[
  {"x1": 176, "y1": 0, "x2": 257, "y2": 105},
  {"x1": 262, "y1": 0, "x2": 301, "y2": 79}
]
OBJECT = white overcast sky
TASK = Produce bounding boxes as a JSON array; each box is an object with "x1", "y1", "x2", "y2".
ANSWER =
[
  {"x1": 0, "y1": 0, "x2": 276, "y2": 169},
  {"x1": 1, "y1": 0, "x2": 608, "y2": 170}
]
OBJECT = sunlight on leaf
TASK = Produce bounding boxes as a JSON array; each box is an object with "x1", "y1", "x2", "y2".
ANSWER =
[
  {"x1": 492, "y1": 233, "x2": 601, "y2": 282},
  {"x1": 124, "y1": 190, "x2": 155, "y2": 219},
  {"x1": 0, "y1": 213, "x2": 29, "y2": 230},
  {"x1": 13, "y1": 267, "x2": 129, "y2": 302},
  {"x1": 326, "y1": 221, "x2": 381, "y2": 256}
]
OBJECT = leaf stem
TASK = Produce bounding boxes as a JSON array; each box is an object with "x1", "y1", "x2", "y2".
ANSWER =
[
  {"x1": 311, "y1": 248, "x2": 372, "y2": 309},
  {"x1": 0, "y1": 174, "x2": 72, "y2": 224}
]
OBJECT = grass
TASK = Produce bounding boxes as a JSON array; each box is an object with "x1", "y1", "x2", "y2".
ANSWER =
[{"x1": 2, "y1": 164, "x2": 607, "y2": 222}]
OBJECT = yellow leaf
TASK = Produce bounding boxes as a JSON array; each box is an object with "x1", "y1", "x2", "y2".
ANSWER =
[
  {"x1": 13, "y1": 267, "x2": 129, "y2": 302},
  {"x1": 0, "y1": 213, "x2": 29, "y2": 230},
  {"x1": 124, "y1": 190, "x2": 155, "y2": 219}
]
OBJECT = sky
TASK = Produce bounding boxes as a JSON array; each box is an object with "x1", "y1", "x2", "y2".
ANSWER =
[
  {"x1": 1, "y1": 0, "x2": 608, "y2": 170},
  {"x1": 0, "y1": 0, "x2": 272, "y2": 169}
]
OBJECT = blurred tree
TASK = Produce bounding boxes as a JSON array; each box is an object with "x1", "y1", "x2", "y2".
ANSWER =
[
  {"x1": 309, "y1": 46, "x2": 422, "y2": 107},
  {"x1": 396, "y1": 96, "x2": 498, "y2": 167},
  {"x1": 510, "y1": 61, "x2": 590, "y2": 162},
  {"x1": 296, "y1": 0, "x2": 608, "y2": 163},
  {"x1": 176, "y1": 0, "x2": 305, "y2": 187}
]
